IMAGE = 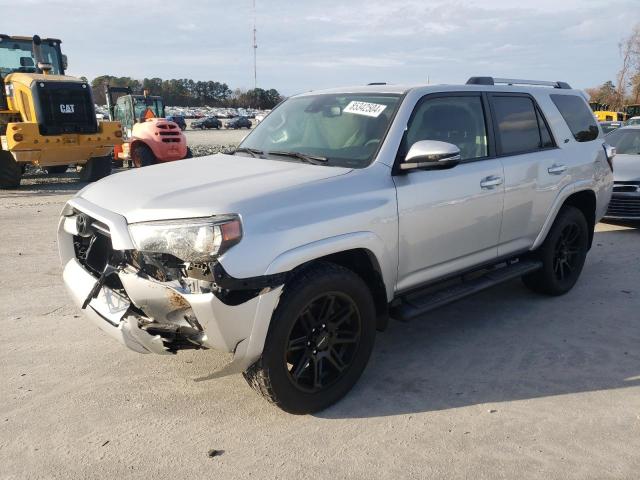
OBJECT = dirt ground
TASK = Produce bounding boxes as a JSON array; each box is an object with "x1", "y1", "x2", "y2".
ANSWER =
[{"x1": 1, "y1": 170, "x2": 639, "y2": 480}]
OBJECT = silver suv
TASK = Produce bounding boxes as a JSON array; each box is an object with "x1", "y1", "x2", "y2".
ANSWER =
[{"x1": 58, "y1": 77, "x2": 614, "y2": 414}]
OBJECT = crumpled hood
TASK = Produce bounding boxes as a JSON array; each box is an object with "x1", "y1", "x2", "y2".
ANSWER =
[
  {"x1": 613, "y1": 154, "x2": 640, "y2": 183},
  {"x1": 79, "y1": 154, "x2": 351, "y2": 223}
]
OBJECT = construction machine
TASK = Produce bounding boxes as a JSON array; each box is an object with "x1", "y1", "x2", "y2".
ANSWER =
[
  {"x1": 589, "y1": 102, "x2": 626, "y2": 122},
  {"x1": 0, "y1": 34, "x2": 122, "y2": 188},
  {"x1": 105, "y1": 86, "x2": 189, "y2": 167}
]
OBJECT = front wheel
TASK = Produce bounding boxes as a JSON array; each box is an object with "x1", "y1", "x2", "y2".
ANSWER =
[
  {"x1": 522, "y1": 205, "x2": 589, "y2": 295},
  {"x1": 131, "y1": 144, "x2": 156, "y2": 167},
  {"x1": 243, "y1": 262, "x2": 376, "y2": 414},
  {"x1": 0, "y1": 150, "x2": 22, "y2": 189},
  {"x1": 79, "y1": 155, "x2": 112, "y2": 182}
]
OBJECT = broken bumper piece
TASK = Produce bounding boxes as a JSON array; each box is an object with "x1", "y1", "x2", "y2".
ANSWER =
[
  {"x1": 58, "y1": 201, "x2": 284, "y2": 376},
  {"x1": 62, "y1": 257, "x2": 283, "y2": 373}
]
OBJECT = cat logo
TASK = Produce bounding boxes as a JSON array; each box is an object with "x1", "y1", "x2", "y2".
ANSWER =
[{"x1": 60, "y1": 104, "x2": 75, "y2": 113}]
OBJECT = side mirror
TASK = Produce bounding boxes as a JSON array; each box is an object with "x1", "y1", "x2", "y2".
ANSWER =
[
  {"x1": 62, "y1": 54, "x2": 68, "y2": 71},
  {"x1": 400, "y1": 140, "x2": 461, "y2": 171}
]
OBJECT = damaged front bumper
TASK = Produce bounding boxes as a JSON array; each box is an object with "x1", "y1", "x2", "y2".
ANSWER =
[{"x1": 58, "y1": 197, "x2": 284, "y2": 376}]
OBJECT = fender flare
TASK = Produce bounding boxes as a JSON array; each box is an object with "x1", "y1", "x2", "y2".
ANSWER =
[
  {"x1": 264, "y1": 231, "x2": 396, "y2": 301},
  {"x1": 531, "y1": 180, "x2": 596, "y2": 251}
]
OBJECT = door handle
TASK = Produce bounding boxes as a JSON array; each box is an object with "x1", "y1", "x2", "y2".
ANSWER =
[
  {"x1": 480, "y1": 175, "x2": 503, "y2": 189},
  {"x1": 547, "y1": 164, "x2": 567, "y2": 175}
]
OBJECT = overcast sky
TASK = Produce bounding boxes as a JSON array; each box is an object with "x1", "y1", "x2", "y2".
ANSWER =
[{"x1": 3, "y1": 0, "x2": 639, "y2": 95}]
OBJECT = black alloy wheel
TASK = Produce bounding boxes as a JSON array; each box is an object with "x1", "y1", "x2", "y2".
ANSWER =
[{"x1": 285, "y1": 292, "x2": 361, "y2": 393}]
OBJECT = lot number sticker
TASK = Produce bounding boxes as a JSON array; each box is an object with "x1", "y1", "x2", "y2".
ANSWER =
[{"x1": 343, "y1": 101, "x2": 387, "y2": 118}]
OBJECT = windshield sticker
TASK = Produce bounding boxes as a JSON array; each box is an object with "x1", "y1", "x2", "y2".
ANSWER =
[{"x1": 343, "y1": 101, "x2": 387, "y2": 118}]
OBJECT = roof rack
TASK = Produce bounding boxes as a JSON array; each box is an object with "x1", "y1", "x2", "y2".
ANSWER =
[{"x1": 466, "y1": 76, "x2": 571, "y2": 89}]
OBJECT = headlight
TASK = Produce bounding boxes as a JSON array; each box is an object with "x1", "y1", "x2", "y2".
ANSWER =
[{"x1": 128, "y1": 215, "x2": 242, "y2": 263}]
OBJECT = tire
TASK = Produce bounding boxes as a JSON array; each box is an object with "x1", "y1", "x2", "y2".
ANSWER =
[
  {"x1": 131, "y1": 144, "x2": 156, "y2": 168},
  {"x1": 79, "y1": 155, "x2": 112, "y2": 182},
  {"x1": 45, "y1": 165, "x2": 68, "y2": 174},
  {"x1": 0, "y1": 150, "x2": 22, "y2": 189},
  {"x1": 243, "y1": 262, "x2": 376, "y2": 414},
  {"x1": 184, "y1": 147, "x2": 193, "y2": 159},
  {"x1": 522, "y1": 205, "x2": 589, "y2": 296}
]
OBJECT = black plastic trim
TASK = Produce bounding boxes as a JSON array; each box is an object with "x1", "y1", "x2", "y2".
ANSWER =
[{"x1": 212, "y1": 262, "x2": 288, "y2": 290}]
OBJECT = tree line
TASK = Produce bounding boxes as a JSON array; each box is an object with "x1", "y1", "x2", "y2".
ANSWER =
[
  {"x1": 586, "y1": 24, "x2": 640, "y2": 110},
  {"x1": 88, "y1": 75, "x2": 283, "y2": 109}
]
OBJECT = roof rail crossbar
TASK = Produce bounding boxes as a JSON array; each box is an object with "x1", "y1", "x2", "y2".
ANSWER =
[{"x1": 466, "y1": 77, "x2": 571, "y2": 89}]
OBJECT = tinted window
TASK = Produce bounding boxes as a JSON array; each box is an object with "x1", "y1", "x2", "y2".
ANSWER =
[
  {"x1": 537, "y1": 109, "x2": 554, "y2": 148},
  {"x1": 492, "y1": 96, "x2": 542, "y2": 154},
  {"x1": 551, "y1": 94, "x2": 599, "y2": 142},
  {"x1": 404, "y1": 96, "x2": 488, "y2": 160},
  {"x1": 605, "y1": 129, "x2": 640, "y2": 155}
]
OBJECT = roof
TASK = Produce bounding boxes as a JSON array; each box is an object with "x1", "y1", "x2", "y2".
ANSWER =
[
  {"x1": 0, "y1": 35, "x2": 62, "y2": 44},
  {"x1": 294, "y1": 82, "x2": 583, "y2": 98}
]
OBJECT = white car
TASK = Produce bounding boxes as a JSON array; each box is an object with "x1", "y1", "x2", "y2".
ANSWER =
[
  {"x1": 604, "y1": 125, "x2": 640, "y2": 219},
  {"x1": 59, "y1": 77, "x2": 613, "y2": 413}
]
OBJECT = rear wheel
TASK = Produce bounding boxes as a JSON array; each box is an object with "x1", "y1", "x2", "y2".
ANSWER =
[
  {"x1": 131, "y1": 144, "x2": 156, "y2": 167},
  {"x1": 522, "y1": 205, "x2": 589, "y2": 296},
  {"x1": 0, "y1": 150, "x2": 21, "y2": 189},
  {"x1": 79, "y1": 155, "x2": 112, "y2": 182},
  {"x1": 46, "y1": 165, "x2": 68, "y2": 174},
  {"x1": 243, "y1": 262, "x2": 376, "y2": 414}
]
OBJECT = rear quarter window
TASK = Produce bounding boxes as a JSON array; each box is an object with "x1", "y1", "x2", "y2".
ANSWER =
[{"x1": 550, "y1": 94, "x2": 599, "y2": 142}]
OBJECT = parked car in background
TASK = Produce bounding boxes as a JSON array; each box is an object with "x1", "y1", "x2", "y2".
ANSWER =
[
  {"x1": 191, "y1": 116, "x2": 222, "y2": 130},
  {"x1": 165, "y1": 115, "x2": 187, "y2": 131},
  {"x1": 625, "y1": 116, "x2": 640, "y2": 126},
  {"x1": 600, "y1": 121, "x2": 622, "y2": 134},
  {"x1": 604, "y1": 125, "x2": 640, "y2": 220},
  {"x1": 225, "y1": 116, "x2": 252, "y2": 129}
]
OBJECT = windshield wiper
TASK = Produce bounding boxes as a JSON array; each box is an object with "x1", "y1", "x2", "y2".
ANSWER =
[
  {"x1": 268, "y1": 150, "x2": 328, "y2": 165},
  {"x1": 233, "y1": 147, "x2": 264, "y2": 158}
]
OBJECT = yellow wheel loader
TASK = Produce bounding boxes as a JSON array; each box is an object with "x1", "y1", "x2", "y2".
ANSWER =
[{"x1": 0, "y1": 34, "x2": 123, "y2": 188}]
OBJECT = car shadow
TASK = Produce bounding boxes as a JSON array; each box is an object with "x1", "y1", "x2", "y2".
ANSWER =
[{"x1": 318, "y1": 227, "x2": 640, "y2": 419}]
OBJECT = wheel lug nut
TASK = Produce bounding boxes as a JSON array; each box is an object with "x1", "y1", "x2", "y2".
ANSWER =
[
  {"x1": 312, "y1": 349, "x2": 317, "y2": 355},
  {"x1": 321, "y1": 324, "x2": 326, "y2": 329},
  {"x1": 306, "y1": 341, "x2": 311, "y2": 346}
]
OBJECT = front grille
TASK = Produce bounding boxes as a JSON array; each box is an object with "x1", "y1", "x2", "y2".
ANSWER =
[
  {"x1": 32, "y1": 81, "x2": 98, "y2": 135},
  {"x1": 73, "y1": 215, "x2": 114, "y2": 277},
  {"x1": 606, "y1": 195, "x2": 640, "y2": 218}
]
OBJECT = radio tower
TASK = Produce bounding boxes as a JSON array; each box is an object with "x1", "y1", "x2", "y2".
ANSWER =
[{"x1": 252, "y1": 0, "x2": 257, "y2": 90}]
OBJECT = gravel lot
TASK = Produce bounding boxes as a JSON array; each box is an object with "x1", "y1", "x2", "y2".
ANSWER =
[
  {"x1": 1, "y1": 169, "x2": 639, "y2": 479},
  {"x1": 183, "y1": 118, "x2": 252, "y2": 149}
]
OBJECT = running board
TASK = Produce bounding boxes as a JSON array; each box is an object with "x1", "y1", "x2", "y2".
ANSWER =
[{"x1": 390, "y1": 259, "x2": 542, "y2": 322}]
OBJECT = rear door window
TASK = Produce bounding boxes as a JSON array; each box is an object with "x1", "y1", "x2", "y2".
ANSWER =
[
  {"x1": 550, "y1": 94, "x2": 599, "y2": 142},
  {"x1": 491, "y1": 96, "x2": 551, "y2": 155}
]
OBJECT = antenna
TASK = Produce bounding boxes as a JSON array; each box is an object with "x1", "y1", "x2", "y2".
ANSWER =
[{"x1": 252, "y1": 0, "x2": 257, "y2": 90}]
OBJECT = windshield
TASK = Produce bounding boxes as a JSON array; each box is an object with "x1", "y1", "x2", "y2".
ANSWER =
[
  {"x1": 239, "y1": 93, "x2": 401, "y2": 168},
  {"x1": 0, "y1": 38, "x2": 63, "y2": 76},
  {"x1": 133, "y1": 96, "x2": 164, "y2": 120},
  {"x1": 606, "y1": 129, "x2": 640, "y2": 155}
]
